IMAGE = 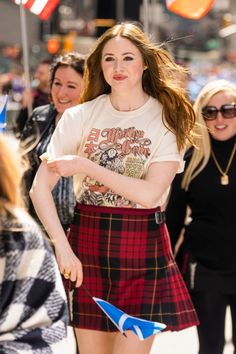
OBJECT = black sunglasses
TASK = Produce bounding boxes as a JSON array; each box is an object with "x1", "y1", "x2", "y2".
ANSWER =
[{"x1": 202, "y1": 103, "x2": 236, "y2": 120}]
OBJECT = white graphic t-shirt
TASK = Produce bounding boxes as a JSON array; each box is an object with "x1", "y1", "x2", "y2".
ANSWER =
[{"x1": 46, "y1": 94, "x2": 184, "y2": 208}]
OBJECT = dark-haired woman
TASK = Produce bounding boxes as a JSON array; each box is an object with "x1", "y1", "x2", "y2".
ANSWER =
[{"x1": 20, "y1": 52, "x2": 85, "y2": 232}]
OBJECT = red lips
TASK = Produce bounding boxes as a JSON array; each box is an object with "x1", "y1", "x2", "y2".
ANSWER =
[{"x1": 113, "y1": 74, "x2": 127, "y2": 80}]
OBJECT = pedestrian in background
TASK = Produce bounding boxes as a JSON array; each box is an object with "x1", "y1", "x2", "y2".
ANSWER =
[
  {"x1": 20, "y1": 52, "x2": 85, "y2": 232},
  {"x1": 166, "y1": 79, "x2": 236, "y2": 354},
  {"x1": 30, "y1": 22, "x2": 198, "y2": 354},
  {"x1": 14, "y1": 58, "x2": 52, "y2": 136},
  {"x1": 0, "y1": 133, "x2": 69, "y2": 353}
]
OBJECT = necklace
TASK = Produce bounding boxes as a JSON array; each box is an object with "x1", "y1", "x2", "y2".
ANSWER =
[{"x1": 211, "y1": 142, "x2": 236, "y2": 185}]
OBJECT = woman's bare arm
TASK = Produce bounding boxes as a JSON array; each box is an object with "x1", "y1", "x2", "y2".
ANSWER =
[
  {"x1": 47, "y1": 155, "x2": 179, "y2": 209},
  {"x1": 30, "y1": 161, "x2": 83, "y2": 287}
]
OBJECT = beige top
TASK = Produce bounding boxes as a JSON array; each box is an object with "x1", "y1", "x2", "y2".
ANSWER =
[{"x1": 46, "y1": 94, "x2": 184, "y2": 208}]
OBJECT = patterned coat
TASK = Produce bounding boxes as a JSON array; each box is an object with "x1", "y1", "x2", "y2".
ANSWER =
[{"x1": 0, "y1": 208, "x2": 69, "y2": 353}]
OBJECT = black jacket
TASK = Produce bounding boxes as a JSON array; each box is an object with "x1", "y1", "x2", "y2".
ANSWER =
[
  {"x1": 20, "y1": 104, "x2": 57, "y2": 151},
  {"x1": 14, "y1": 89, "x2": 50, "y2": 136},
  {"x1": 20, "y1": 104, "x2": 76, "y2": 230},
  {"x1": 20, "y1": 104, "x2": 57, "y2": 217}
]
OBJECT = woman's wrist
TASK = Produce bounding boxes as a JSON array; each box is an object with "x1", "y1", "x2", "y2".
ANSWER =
[{"x1": 78, "y1": 156, "x2": 90, "y2": 175}]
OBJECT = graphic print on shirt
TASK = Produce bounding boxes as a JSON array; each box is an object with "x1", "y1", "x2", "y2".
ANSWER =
[{"x1": 78, "y1": 126, "x2": 151, "y2": 207}]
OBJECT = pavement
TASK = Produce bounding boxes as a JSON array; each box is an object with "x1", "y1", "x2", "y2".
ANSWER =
[
  {"x1": 150, "y1": 306, "x2": 234, "y2": 354},
  {"x1": 67, "y1": 307, "x2": 234, "y2": 353}
]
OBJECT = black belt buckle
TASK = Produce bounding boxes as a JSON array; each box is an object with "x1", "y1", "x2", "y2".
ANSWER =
[{"x1": 155, "y1": 211, "x2": 166, "y2": 224}]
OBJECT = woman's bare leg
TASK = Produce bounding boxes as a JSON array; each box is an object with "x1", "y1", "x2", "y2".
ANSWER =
[
  {"x1": 74, "y1": 328, "x2": 116, "y2": 354},
  {"x1": 113, "y1": 331, "x2": 154, "y2": 354},
  {"x1": 75, "y1": 328, "x2": 154, "y2": 354}
]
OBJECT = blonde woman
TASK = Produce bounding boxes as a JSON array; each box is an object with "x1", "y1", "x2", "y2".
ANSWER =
[{"x1": 166, "y1": 79, "x2": 236, "y2": 354}]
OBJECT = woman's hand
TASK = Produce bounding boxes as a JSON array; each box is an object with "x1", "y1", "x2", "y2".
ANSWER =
[
  {"x1": 30, "y1": 161, "x2": 83, "y2": 287},
  {"x1": 47, "y1": 155, "x2": 83, "y2": 177},
  {"x1": 54, "y1": 240, "x2": 83, "y2": 287}
]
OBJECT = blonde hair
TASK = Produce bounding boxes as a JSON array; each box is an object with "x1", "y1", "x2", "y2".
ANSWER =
[
  {"x1": 182, "y1": 79, "x2": 236, "y2": 190},
  {"x1": 0, "y1": 134, "x2": 25, "y2": 214},
  {"x1": 80, "y1": 22, "x2": 195, "y2": 151}
]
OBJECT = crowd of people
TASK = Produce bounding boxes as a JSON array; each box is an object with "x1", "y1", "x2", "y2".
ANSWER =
[{"x1": 0, "y1": 21, "x2": 235, "y2": 354}]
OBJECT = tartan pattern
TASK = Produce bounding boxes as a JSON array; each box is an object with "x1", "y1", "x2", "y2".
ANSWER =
[
  {"x1": 0, "y1": 211, "x2": 69, "y2": 353},
  {"x1": 67, "y1": 204, "x2": 199, "y2": 332}
]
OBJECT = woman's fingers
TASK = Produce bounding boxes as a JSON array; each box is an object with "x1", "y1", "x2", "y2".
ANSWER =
[
  {"x1": 54, "y1": 235, "x2": 83, "y2": 286},
  {"x1": 46, "y1": 160, "x2": 59, "y2": 174},
  {"x1": 46, "y1": 156, "x2": 80, "y2": 177},
  {"x1": 60, "y1": 261, "x2": 83, "y2": 287},
  {"x1": 76, "y1": 270, "x2": 83, "y2": 288},
  {"x1": 62, "y1": 269, "x2": 71, "y2": 279},
  {"x1": 70, "y1": 269, "x2": 76, "y2": 283},
  {"x1": 47, "y1": 160, "x2": 67, "y2": 177},
  {"x1": 47, "y1": 160, "x2": 56, "y2": 168}
]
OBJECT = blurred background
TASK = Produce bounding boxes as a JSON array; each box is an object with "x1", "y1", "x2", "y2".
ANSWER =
[
  {"x1": 1, "y1": 3, "x2": 235, "y2": 352},
  {"x1": 1, "y1": 0, "x2": 236, "y2": 125}
]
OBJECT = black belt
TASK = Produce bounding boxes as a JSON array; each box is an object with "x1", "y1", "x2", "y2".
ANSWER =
[{"x1": 155, "y1": 211, "x2": 166, "y2": 224}]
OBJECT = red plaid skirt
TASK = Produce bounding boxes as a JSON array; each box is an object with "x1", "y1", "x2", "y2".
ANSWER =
[{"x1": 66, "y1": 203, "x2": 199, "y2": 331}]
